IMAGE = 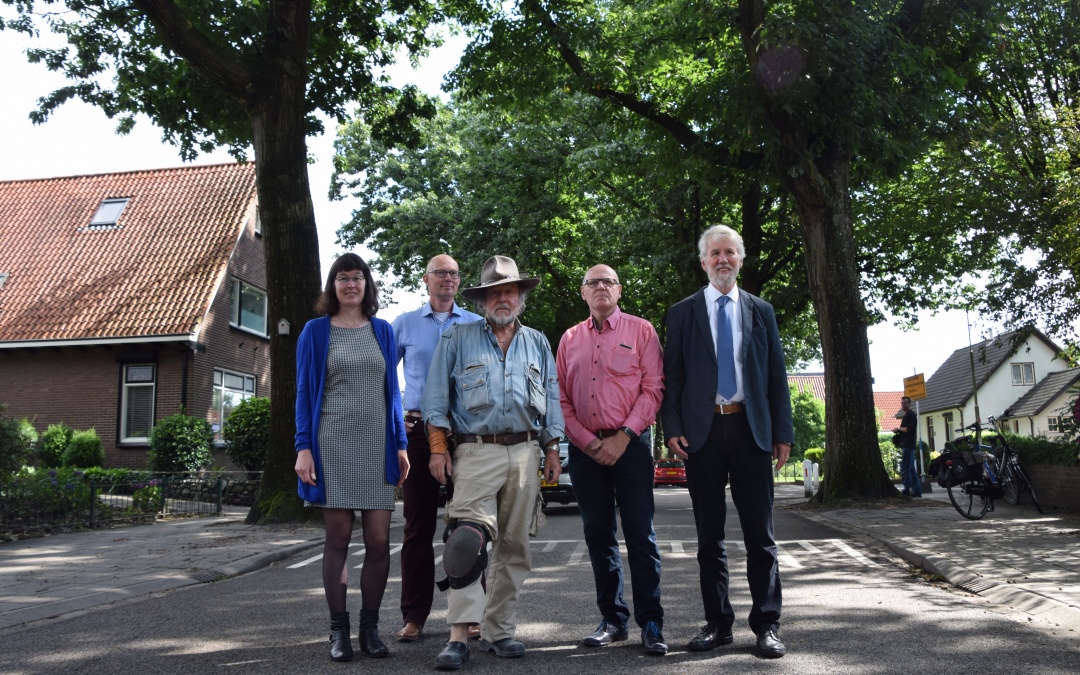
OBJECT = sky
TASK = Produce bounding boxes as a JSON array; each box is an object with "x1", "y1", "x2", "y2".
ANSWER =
[{"x1": 0, "y1": 29, "x2": 1054, "y2": 393}]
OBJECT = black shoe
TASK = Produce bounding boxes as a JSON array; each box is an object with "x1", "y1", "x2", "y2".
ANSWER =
[
  {"x1": 329, "y1": 613, "x2": 353, "y2": 662},
  {"x1": 435, "y1": 641, "x2": 470, "y2": 670},
  {"x1": 755, "y1": 629, "x2": 786, "y2": 658},
  {"x1": 478, "y1": 637, "x2": 526, "y2": 658},
  {"x1": 641, "y1": 621, "x2": 668, "y2": 656},
  {"x1": 359, "y1": 627, "x2": 389, "y2": 658},
  {"x1": 583, "y1": 621, "x2": 629, "y2": 647},
  {"x1": 687, "y1": 621, "x2": 733, "y2": 652}
]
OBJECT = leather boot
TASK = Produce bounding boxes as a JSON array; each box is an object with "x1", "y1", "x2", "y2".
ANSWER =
[
  {"x1": 359, "y1": 609, "x2": 389, "y2": 658},
  {"x1": 329, "y1": 612, "x2": 353, "y2": 662}
]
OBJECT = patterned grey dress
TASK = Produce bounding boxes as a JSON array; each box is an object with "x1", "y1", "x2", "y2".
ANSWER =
[{"x1": 316, "y1": 324, "x2": 395, "y2": 510}]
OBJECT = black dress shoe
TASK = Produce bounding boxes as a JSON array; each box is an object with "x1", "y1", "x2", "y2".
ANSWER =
[
  {"x1": 641, "y1": 621, "x2": 668, "y2": 656},
  {"x1": 755, "y1": 629, "x2": 786, "y2": 658},
  {"x1": 435, "y1": 641, "x2": 470, "y2": 670},
  {"x1": 583, "y1": 621, "x2": 629, "y2": 647},
  {"x1": 687, "y1": 621, "x2": 734, "y2": 652},
  {"x1": 359, "y1": 627, "x2": 389, "y2": 658}
]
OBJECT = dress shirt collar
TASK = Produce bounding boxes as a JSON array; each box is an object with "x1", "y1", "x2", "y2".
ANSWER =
[
  {"x1": 589, "y1": 306, "x2": 623, "y2": 333},
  {"x1": 421, "y1": 300, "x2": 468, "y2": 318},
  {"x1": 704, "y1": 283, "x2": 740, "y2": 306}
]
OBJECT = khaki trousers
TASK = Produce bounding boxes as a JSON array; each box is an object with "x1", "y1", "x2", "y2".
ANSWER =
[{"x1": 445, "y1": 439, "x2": 540, "y2": 641}]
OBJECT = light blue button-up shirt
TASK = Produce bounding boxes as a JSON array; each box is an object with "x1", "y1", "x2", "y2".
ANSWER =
[
  {"x1": 392, "y1": 301, "x2": 481, "y2": 411},
  {"x1": 421, "y1": 319, "x2": 564, "y2": 448}
]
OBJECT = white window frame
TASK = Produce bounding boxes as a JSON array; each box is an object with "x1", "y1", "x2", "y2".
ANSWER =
[
  {"x1": 230, "y1": 278, "x2": 268, "y2": 337},
  {"x1": 120, "y1": 364, "x2": 156, "y2": 443},
  {"x1": 1048, "y1": 416, "x2": 1061, "y2": 433},
  {"x1": 212, "y1": 368, "x2": 257, "y2": 442},
  {"x1": 1011, "y1": 362, "x2": 1035, "y2": 386},
  {"x1": 87, "y1": 197, "x2": 130, "y2": 230}
]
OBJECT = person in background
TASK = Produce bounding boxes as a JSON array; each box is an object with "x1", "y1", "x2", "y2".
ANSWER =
[
  {"x1": 556, "y1": 263, "x2": 667, "y2": 655},
  {"x1": 892, "y1": 396, "x2": 921, "y2": 497},
  {"x1": 392, "y1": 254, "x2": 481, "y2": 643},
  {"x1": 661, "y1": 224, "x2": 794, "y2": 659},
  {"x1": 294, "y1": 252, "x2": 409, "y2": 662}
]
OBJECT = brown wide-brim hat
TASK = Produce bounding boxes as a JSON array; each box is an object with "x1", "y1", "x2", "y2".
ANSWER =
[{"x1": 461, "y1": 255, "x2": 541, "y2": 302}]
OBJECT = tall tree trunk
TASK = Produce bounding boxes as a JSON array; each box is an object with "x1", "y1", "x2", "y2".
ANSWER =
[
  {"x1": 781, "y1": 143, "x2": 894, "y2": 499},
  {"x1": 245, "y1": 74, "x2": 322, "y2": 523}
]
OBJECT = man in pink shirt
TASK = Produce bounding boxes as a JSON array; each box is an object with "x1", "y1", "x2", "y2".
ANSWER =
[{"x1": 556, "y1": 263, "x2": 667, "y2": 656}]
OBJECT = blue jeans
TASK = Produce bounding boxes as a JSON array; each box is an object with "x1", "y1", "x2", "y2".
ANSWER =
[
  {"x1": 567, "y1": 432, "x2": 663, "y2": 630},
  {"x1": 900, "y1": 445, "x2": 921, "y2": 495}
]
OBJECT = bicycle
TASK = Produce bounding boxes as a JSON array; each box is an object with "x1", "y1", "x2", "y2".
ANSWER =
[{"x1": 934, "y1": 417, "x2": 1043, "y2": 520}]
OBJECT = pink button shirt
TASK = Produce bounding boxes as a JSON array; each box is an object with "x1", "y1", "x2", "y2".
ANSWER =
[{"x1": 556, "y1": 307, "x2": 665, "y2": 451}]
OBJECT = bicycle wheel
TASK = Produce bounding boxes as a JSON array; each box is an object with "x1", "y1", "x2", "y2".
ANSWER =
[
  {"x1": 1013, "y1": 462, "x2": 1044, "y2": 514},
  {"x1": 947, "y1": 477, "x2": 990, "y2": 520},
  {"x1": 1001, "y1": 462, "x2": 1020, "y2": 505}
]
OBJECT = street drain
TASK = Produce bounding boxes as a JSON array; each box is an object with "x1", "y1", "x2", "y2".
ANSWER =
[
  {"x1": 192, "y1": 571, "x2": 226, "y2": 583},
  {"x1": 956, "y1": 578, "x2": 1001, "y2": 594}
]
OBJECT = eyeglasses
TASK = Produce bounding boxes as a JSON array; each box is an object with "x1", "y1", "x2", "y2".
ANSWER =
[
  {"x1": 335, "y1": 275, "x2": 365, "y2": 285},
  {"x1": 428, "y1": 269, "x2": 461, "y2": 279},
  {"x1": 582, "y1": 278, "x2": 620, "y2": 288}
]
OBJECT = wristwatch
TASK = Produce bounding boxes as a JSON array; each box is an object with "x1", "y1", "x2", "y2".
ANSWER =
[{"x1": 620, "y1": 426, "x2": 638, "y2": 441}]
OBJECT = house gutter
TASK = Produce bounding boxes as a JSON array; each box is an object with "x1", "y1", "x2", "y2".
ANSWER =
[{"x1": 0, "y1": 334, "x2": 198, "y2": 350}]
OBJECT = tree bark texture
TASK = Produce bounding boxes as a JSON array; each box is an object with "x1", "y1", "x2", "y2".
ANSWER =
[{"x1": 779, "y1": 144, "x2": 894, "y2": 499}]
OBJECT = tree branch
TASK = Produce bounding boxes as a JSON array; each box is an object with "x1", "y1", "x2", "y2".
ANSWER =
[{"x1": 130, "y1": 0, "x2": 261, "y2": 103}]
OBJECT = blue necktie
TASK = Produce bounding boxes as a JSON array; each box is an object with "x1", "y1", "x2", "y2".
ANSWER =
[{"x1": 716, "y1": 296, "x2": 737, "y2": 399}]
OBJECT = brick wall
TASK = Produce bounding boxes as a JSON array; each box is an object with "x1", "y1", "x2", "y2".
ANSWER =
[
  {"x1": 0, "y1": 345, "x2": 188, "y2": 468},
  {"x1": 1026, "y1": 464, "x2": 1080, "y2": 511}
]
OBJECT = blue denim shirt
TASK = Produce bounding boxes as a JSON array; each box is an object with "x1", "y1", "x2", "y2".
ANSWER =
[{"x1": 421, "y1": 319, "x2": 564, "y2": 447}]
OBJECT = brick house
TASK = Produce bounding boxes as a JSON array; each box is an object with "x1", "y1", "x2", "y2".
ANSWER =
[{"x1": 0, "y1": 164, "x2": 270, "y2": 468}]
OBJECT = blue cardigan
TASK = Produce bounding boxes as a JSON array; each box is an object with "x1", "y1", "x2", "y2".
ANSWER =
[{"x1": 294, "y1": 315, "x2": 407, "y2": 505}]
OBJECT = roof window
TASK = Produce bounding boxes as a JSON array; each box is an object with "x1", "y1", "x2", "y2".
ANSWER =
[
  {"x1": 0, "y1": 272, "x2": 7, "y2": 290},
  {"x1": 86, "y1": 197, "x2": 130, "y2": 230}
]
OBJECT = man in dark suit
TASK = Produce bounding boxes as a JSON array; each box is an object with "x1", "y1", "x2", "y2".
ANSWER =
[{"x1": 661, "y1": 224, "x2": 794, "y2": 659}]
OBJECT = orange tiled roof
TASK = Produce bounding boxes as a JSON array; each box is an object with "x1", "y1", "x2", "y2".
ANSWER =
[
  {"x1": 0, "y1": 163, "x2": 257, "y2": 343},
  {"x1": 788, "y1": 373, "x2": 826, "y2": 400},
  {"x1": 873, "y1": 391, "x2": 905, "y2": 430}
]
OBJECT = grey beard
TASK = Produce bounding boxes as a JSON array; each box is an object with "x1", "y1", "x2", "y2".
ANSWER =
[{"x1": 486, "y1": 308, "x2": 520, "y2": 328}]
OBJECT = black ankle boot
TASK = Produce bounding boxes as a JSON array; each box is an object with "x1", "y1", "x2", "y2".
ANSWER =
[
  {"x1": 329, "y1": 612, "x2": 353, "y2": 662},
  {"x1": 359, "y1": 609, "x2": 389, "y2": 658}
]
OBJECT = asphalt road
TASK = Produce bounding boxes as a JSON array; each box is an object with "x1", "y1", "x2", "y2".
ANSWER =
[{"x1": 2, "y1": 488, "x2": 1078, "y2": 674}]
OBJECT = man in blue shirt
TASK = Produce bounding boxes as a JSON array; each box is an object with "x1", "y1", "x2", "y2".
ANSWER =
[
  {"x1": 422, "y1": 255, "x2": 564, "y2": 670},
  {"x1": 392, "y1": 254, "x2": 481, "y2": 643}
]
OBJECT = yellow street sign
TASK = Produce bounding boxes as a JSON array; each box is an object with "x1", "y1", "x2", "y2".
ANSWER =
[{"x1": 904, "y1": 373, "x2": 926, "y2": 400}]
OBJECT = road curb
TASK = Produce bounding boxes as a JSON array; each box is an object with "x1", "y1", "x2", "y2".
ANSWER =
[
  {"x1": 195, "y1": 538, "x2": 324, "y2": 583},
  {"x1": 792, "y1": 508, "x2": 1080, "y2": 635}
]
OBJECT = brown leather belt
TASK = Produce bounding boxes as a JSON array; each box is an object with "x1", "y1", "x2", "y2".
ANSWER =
[
  {"x1": 714, "y1": 402, "x2": 745, "y2": 415},
  {"x1": 596, "y1": 428, "x2": 621, "y2": 439},
  {"x1": 456, "y1": 431, "x2": 535, "y2": 446}
]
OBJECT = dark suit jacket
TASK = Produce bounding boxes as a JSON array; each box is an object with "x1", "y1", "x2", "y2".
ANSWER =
[{"x1": 661, "y1": 286, "x2": 794, "y2": 454}]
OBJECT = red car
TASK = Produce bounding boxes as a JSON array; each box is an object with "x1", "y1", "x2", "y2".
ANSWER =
[{"x1": 654, "y1": 459, "x2": 687, "y2": 487}]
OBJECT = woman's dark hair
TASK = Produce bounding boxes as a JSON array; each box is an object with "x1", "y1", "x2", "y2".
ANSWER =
[{"x1": 315, "y1": 253, "x2": 379, "y2": 317}]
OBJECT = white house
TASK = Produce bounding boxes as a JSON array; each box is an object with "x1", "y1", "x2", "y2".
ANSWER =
[
  {"x1": 916, "y1": 330, "x2": 1070, "y2": 452},
  {"x1": 1000, "y1": 367, "x2": 1080, "y2": 438}
]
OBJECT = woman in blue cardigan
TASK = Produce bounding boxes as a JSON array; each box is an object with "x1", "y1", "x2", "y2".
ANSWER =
[{"x1": 295, "y1": 253, "x2": 408, "y2": 662}]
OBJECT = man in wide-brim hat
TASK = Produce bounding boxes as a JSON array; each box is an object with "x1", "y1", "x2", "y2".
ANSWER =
[
  {"x1": 421, "y1": 255, "x2": 564, "y2": 670},
  {"x1": 459, "y1": 255, "x2": 541, "y2": 304}
]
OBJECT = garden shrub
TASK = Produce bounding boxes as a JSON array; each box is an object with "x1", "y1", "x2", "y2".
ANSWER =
[
  {"x1": 0, "y1": 405, "x2": 37, "y2": 477},
  {"x1": 804, "y1": 447, "x2": 824, "y2": 465},
  {"x1": 222, "y1": 396, "x2": 270, "y2": 476},
  {"x1": 1004, "y1": 433, "x2": 1078, "y2": 466},
  {"x1": 148, "y1": 410, "x2": 213, "y2": 473},
  {"x1": 62, "y1": 429, "x2": 105, "y2": 468},
  {"x1": 39, "y1": 423, "x2": 74, "y2": 469}
]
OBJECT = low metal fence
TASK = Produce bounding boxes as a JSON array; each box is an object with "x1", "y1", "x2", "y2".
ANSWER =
[{"x1": 0, "y1": 471, "x2": 261, "y2": 536}]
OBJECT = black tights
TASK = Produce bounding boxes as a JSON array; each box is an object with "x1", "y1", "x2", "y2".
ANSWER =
[{"x1": 321, "y1": 508, "x2": 392, "y2": 616}]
